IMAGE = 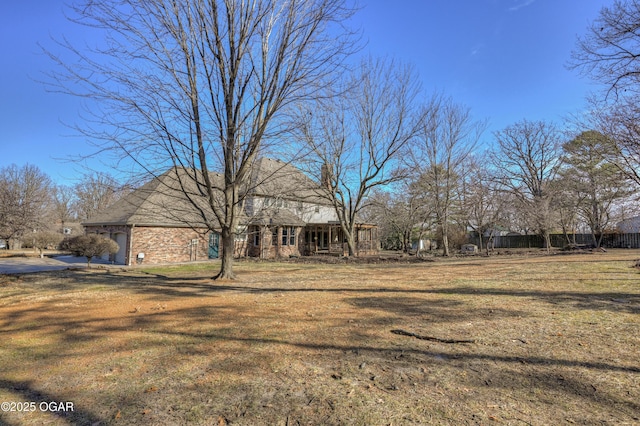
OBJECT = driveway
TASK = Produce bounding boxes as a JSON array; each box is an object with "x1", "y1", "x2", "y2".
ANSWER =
[{"x1": 0, "y1": 255, "x2": 114, "y2": 274}]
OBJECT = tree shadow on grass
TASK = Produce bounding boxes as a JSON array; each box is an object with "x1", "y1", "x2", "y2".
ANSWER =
[
  {"x1": 449, "y1": 360, "x2": 640, "y2": 422},
  {"x1": 347, "y1": 295, "x2": 528, "y2": 323},
  {"x1": 127, "y1": 280, "x2": 640, "y2": 315},
  {"x1": 146, "y1": 320, "x2": 640, "y2": 420},
  {"x1": 1, "y1": 291, "x2": 638, "y2": 424},
  {"x1": 427, "y1": 286, "x2": 640, "y2": 314},
  {"x1": 10, "y1": 267, "x2": 640, "y2": 311}
]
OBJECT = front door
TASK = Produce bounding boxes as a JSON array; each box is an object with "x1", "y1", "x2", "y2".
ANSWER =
[{"x1": 208, "y1": 232, "x2": 220, "y2": 259}]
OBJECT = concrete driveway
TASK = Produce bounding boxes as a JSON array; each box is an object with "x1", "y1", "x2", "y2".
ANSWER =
[{"x1": 0, "y1": 255, "x2": 114, "y2": 274}]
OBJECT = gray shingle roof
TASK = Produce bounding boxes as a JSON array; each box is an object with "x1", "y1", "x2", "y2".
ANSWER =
[
  {"x1": 249, "y1": 158, "x2": 330, "y2": 205},
  {"x1": 82, "y1": 160, "x2": 330, "y2": 229},
  {"x1": 82, "y1": 167, "x2": 222, "y2": 229},
  {"x1": 248, "y1": 207, "x2": 306, "y2": 227}
]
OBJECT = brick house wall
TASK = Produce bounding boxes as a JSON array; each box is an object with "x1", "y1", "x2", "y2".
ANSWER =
[
  {"x1": 247, "y1": 225, "x2": 302, "y2": 258},
  {"x1": 131, "y1": 226, "x2": 210, "y2": 265},
  {"x1": 85, "y1": 225, "x2": 252, "y2": 265}
]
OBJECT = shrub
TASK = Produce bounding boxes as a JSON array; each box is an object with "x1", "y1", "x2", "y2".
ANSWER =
[
  {"x1": 32, "y1": 231, "x2": 65, "y2": 258},
  {"x1": 67, "y1": 234, "x2": 119, "y2": 267}
]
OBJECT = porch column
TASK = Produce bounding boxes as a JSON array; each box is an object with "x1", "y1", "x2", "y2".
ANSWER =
[{"x1": 314, "y1": 226, "x2": 318, "y2": 253}]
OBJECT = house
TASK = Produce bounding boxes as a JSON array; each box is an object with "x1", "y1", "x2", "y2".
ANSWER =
[
  {"x1": 82, "y1": 159, "x2": 379, "y2": 265},
  {"x1": 245, "y1": 158, "x2": 378, "y2": 258},
  {"x1": 617, "y1": 216, "x2": 640, "y2": 233}
]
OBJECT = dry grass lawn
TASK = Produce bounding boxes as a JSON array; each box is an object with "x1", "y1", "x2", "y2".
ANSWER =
[{"x1": 0, "y1": 250, "x2": 639, "y2": 425}]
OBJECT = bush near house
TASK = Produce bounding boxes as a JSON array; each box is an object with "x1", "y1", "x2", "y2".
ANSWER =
[{"x1": 67, "y1": 234, "x2": 119, "y2": 267}]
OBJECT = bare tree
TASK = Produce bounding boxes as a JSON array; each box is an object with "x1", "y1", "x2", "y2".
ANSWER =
[
  {"x1": 570, "y1": 0, "x2": 640, "y2": 97},
  {"x1": 411, "y1": 95, "x2": 486, "y2": 256},
  {"x1": 554, "y1": 172, "x2": 583, "y2": 246},
  {"x1": 570, "y1": 2, "x2": 640, "y2": 190},
  {"x1": 463, "y1": 156, "x2": 506, "y2": 254},
  {"x1": 72, "y1": 172, "x2": 126, "y2": 221},
  {"x1": 492, "y1": 120, "x2": 563, "y2": 252},
  {"x1": 296, "y1": 57, "x2": 421, "y2": 256},
  {"x1": 32, "y1": 231, "x2": 65, "y2": 258},
  {"x1": 0, "y1": 164, "x2": 52, "y2": 249},
  {"x1": 367, "y1": 184, "x2": 426, "y2": 252},
  {"x1": 51, "y1": 184, "x2": 77, "y2": 232},
  {"x1": 584, "y1": 99, "x2": 640, "y2": 188},
  {"x1": 47, "y1": 0, "x2": 356, "y2": 279}
]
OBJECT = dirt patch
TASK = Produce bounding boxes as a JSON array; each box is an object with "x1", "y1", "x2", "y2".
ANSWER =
[{"x1": 0, "y1": 251, "x2": 639, "y2": 425}]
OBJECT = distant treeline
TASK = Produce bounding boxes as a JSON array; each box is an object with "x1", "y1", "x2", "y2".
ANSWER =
[{"x1": 468, "y1": 233, "x2": 640, "y2": 249}]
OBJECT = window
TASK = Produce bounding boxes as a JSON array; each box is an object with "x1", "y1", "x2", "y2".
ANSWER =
[
  {"x1": 282, "y1": 227, "x2": 296, "y2": 246},
  {"x1": 253, "y1": 227, "x2": 260, "y2": 246}
]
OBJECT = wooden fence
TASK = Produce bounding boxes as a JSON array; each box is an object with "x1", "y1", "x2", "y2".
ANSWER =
[{"x1": 468, "y1": 233, "x2": 640, "y2": 249}]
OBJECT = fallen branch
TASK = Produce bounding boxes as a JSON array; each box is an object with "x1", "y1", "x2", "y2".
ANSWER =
[{"x1": 391, "y1": 329, "x2": 476, "y2": 344}]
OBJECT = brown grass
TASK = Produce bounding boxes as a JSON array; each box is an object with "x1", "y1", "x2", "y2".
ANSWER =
[{"x1": 0, "y1": 250, "x2": 639, "y2": 425}]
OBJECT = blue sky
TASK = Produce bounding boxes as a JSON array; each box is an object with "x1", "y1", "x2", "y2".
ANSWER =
[{"x1": 1, "y1": 0, "x2": 608, "y2": 185}]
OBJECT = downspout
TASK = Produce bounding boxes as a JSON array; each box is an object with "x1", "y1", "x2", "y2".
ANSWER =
[
  {"x1": 260, "y1": 225, "x2": 264, "y2": 259},
  {"x1": 128, "y1": 224, "x2": 135, "y2": 266}
]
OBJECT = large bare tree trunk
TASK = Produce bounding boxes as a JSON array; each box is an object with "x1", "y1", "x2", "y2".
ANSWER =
[
  {"x1": 346, "y1": 234, "x2": 357, "y2": 257},
  {"x1": 216, "y1": 226, "x2": 236, "y2": 280},
  {"x1": 442, "y1": 233, "x2": 450, "y2": 257}
]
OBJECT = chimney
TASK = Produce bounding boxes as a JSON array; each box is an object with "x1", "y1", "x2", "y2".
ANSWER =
[{"x1": 320, "y1": 163, "x2": 330, "y2": 189}]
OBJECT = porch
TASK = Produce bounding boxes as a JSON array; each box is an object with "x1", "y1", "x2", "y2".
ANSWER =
[{"x1": 302, "y1": 224, "x2": 378, "y2": 256}]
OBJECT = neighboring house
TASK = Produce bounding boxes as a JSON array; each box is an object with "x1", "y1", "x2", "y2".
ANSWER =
[
  {"x1": 60, "y1": 222, "x2": 84, "y2": 236},
  {"x1": 617, "y1": 215, "x2": 640, "y2": 233},
  {"x1": 83, "y1": 159, "x2": 378, "y2": 265}
]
